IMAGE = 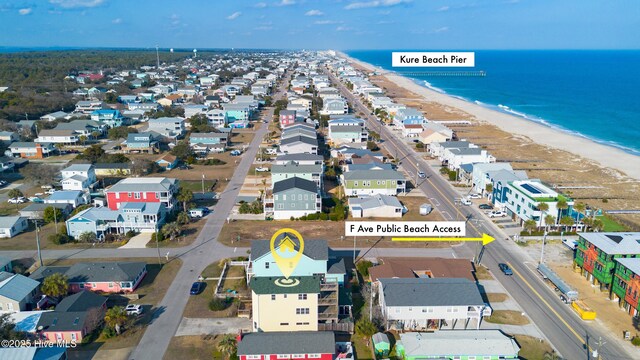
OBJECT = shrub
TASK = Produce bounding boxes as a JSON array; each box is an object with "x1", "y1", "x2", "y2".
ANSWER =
[
  {"x1": 290, "y1": 216, "x2": 295, "y2": 221},
  {"x1": 356, "y1": 260, "x2": 374, "y2": 277},
  {"x1": 319, "y1": 213, "x2": 329, "y2": 221},
  {"x1": 48, "y1": 233, "x2": 69, "y2": 245},
  {"x1": 209, "y1": 297, "x2": 232, "y2": 311},
  {"x1": 632, "y1": 337, "x2": 640, "y2": 346},
  {"x1": 125, "y1": 230, "x2": 137, "y2": 239},
  {"x1": 239, "y1": 202, "x2": 250, "y2": 214},
  {"x1": 448, "y1": 170, "x2": 457, "y2": 181},
  {"x1": 415, "y1": 142, "x2": 424, "y2": 149},
  {"x1": 102, "y1": 326, "x2": 117, "y2": 339},
  {"x1": 151, "y1": 232, "x2": 164, "y2": 242}
]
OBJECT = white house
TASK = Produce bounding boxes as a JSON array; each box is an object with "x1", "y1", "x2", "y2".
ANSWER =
[
  {"x1": 320, "y1": 98, "x2": 348, "y2": 115},
  {"x1": 504, "y1": 179, "x2": 574, "y2": 227},
  {"x1": 0, "y1": 217, "x2": 29, "y2": 238},
  {"x1": 349, "y1": 194, "x2": 403, "y2": 218},
  {"x1": 60, "y1": 164, "x2": 96, "y2": 191}
]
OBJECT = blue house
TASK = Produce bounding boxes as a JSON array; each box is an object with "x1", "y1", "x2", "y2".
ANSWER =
[
  {"x1": 66, "y1": 203, "x2": 166, "y2": 239},
  {"x1": 117, "y1": 95, "x2": 140, "y2": 104},
  {"x1": 90, "y1": 109, "x2": 125, "y2": 128},
  {"x1": 247, "y1": 239, "x2": 345, "y2": 285},
  {"x1": 155, "y1": 154, "x2": 179, "y2": 170},
  {"x1": 124, "y1": 132, "x2": 159, "y2": 153},
  {"x1": 393, "y1": 107, "x2": 426, "y2": 126}
]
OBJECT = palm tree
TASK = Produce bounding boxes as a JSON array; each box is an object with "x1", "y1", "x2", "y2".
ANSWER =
[
  {"x1": 104, "y1": 306, "x2": 128, "y2": 335},
  {"x1": 524, "y1": 219, "x2": 537, "y2": 235},
  {"x1": 537, "y1": 202, "x2": 549, "y2": 229},
  {"x1": 559, "y1": 216, "x2": 575, "y2": 232},
  {"x1": 216, "y1": 334, "x2": 237, "y2": 360},
  {"x1": 79, "y1": 135, "x2": 87, "y2": 145},
  {"x1": 162, "y1": 222, "x2": 182, "y2": 241},
  {"x1": 176, "y1": 187, "x2": 193, "y2": 212},
  {"x1": 592, "y1": 218, "x2": 604, "y2": 232},
  {"x1": 544, "y1": 214, "x2": 556, "y2": 231},
  {"x1": 574, "y1": 202, "x2": 586, "y2": 222},
  {"x1": 556, "y1": 199, "x2": 569, "y2": 220},
  {"x1": 41, "y1": 273, "x2": 68, "y2": 300}
]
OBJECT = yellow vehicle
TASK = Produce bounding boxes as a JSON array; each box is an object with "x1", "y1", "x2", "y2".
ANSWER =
[{"x1": 572, "y1": 300, "x2": 596, "y2": 320}]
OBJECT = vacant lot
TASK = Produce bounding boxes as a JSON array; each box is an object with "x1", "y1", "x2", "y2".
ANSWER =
[
  {"x1": 164, "y1": 335, "x2": 230, "y2": 360},
  {"x1": 485, "y1": 310, "x2": 530, "y2": 325},
  {"x1": 514, "y1": 335, "x2": 556, "y2": 360},
  {"x1": 219, "y1": 219, "x2": 457, "y2": 248},
  {"x1": 0, "y1": 222, "x2": 124, "y2": 251}
]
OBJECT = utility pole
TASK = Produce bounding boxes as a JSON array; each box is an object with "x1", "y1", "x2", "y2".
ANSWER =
[
  {"x1": 53, "y1": 207, "x2": 58, "y2": 233},
  {"x1": 201, "y1": 173, "x2": 205, "y2": 194},
  {"x1": 34, "y1": 220, "x2": 43, "y2": 267}
]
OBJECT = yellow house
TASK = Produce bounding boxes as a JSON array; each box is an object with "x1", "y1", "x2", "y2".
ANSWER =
[
  {"x1": 251, "y1": 276, "x2": 320, "y2": 332},
  {"x1": 419, "y1": 128, "x2": 450, "y2": 145}
]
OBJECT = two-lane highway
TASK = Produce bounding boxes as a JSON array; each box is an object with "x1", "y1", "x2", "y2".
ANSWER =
[{"x1": 325, "y1": 65, "x2": 636, "y2": 360}]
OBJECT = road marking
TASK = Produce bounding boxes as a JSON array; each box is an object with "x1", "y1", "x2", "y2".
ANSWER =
[
  {"x1": 430, "y1": 197, "x2": 441, "y2": 206},
  {"x1": 507, "y1": 261, "x2": 590, "y2": 349}
]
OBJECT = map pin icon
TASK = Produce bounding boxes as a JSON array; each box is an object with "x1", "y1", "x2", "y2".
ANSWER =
[{"x1": 270, "y1": 228, "x2": 304, "y2": 279}]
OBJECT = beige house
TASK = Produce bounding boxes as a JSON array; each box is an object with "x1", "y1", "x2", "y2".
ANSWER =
[
  {"x1": 0, "y1": 272, "x2": 40, "y2": 312},
  {"x1": 251, "y1": 276, "x2": 320, "y2": 332},
  {"x1": 419, "y1": 128, "x2": 450, "y2": 145},
  {"x1": 290, "y1": 97, "x2": 313, "y2": 110}
]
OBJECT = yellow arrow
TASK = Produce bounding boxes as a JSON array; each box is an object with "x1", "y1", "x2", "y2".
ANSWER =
[{"x1": 392, "y1": 233, "x2": 495, "y2": 246}]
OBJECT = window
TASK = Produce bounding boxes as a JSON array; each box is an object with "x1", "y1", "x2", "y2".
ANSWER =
[
  {"x1": 304, "y1": 194, "x2": 308, "y2": 200},
  {"x1": 128, "y1": 192, "x2": 132, "y2": 197},
  {"x1": 278, "y1": 204, "x2": 284, "y2": 209},
  {"x1": 247, "y1": 356, "x2": 261, "y2": 360},
  {"x1": 279, "y1": 322, "x2": 289, "y2": 326},
  {"x1": 155, "y1": 192, "x2": 161, "y2": 199},
  {"x1": 292, "y1": 355, "x2": 306, "y2": 359},
  {"x1": 134, "y1": 192, "x2": 141, "y2": 199},
  {"x1": 298, "y1": 294, "x2": 307, "y2": 300},
  {"x1": 308, "y1": 355, "x2": 321, "y2": 359},
  {"x1": 265, "y1": 262, "x2": 270, "y2": 269},
  {"x1": 274, "y1": 195, "x2": 278, "y2": 201},
  {"x1": 277, "y1": 355, "x2": 290, "y2": 359},
  {"x1": 296, "y1": 308, "x2": 310, "y2": 315},
  {"x1": 108, "y1": 282, "x2": 114, "y2": 288},
  {"x1": 283, "y1": 195, "x2": 287, "y2": 201},
  {"x1": 271, "y1": 294, "x2": 276, "y2": 300},
  {"x1": 298, "y1": 194, "x2": 302, "y2": 200}
]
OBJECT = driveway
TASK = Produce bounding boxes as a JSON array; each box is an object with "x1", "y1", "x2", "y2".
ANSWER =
[
  {"x1": 175, "y1": 317, "x2": 251, "y2": 336},
  {"x1": 119, "y1": 233, "x2": 152, "y2": 249}
]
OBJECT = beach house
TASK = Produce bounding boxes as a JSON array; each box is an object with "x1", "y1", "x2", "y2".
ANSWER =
[
  {"x1": 348, "y1": 194, "x2": 403, "y2": 218},
  {"x1": 271, "y1": 162, "x2": 323, "y2": 189},
  {"x1": 341, "y1": 169, "x2": 406, "y2": 196},
  {"x1": 504, "y1": 179, "x2": 573, "y2": 227},
  {"x1": 105, "y1": 177, "x2": 178, "y2": 211},
  {"x1": 264, "y1": 178, "x2": 321, "y2": 220},
  {"x1": 237, "y1": 332, "x2": 336, "y2": 360},
  {"x1": 397, "y1": 331, "x2": 520, "y2": 360}
]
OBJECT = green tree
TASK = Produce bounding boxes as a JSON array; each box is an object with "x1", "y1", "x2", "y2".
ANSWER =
[
  {"x1": 0, "y1": 313, "x2": 27, "y2": 341},
  {"x1": 108, "y1": 126, "x2": 137, "y2": 140},
  {"x1": 356, "y1": 260, "x2": 374, "y2": 278},
  {"x1": 523, "y1": 219, "x2": 537, "y2": 235},
  {"x1": 556, "y1": 199, "x2": 569, "y2": 219},
  {"x1": 162, "y1": 222, "x2": 182, "y2": 241},
  {"x1": 79, "y1": 135, "x2": 88, "y2": 145},
  {"x1": 104, "y1": 306, "x2": 129, "y2": 335},
  {"x1": 170, "y1": 140, "x2": 194, "y2": 161},
  {"x1": 177, "y1": 187, "x2": 194, "y2": 212},
  {"x1": 574, "y1": 202, "x2": 586, "y2": 222},
  {"x1": 79, "y1": 145, "x2": 105, "y2": 163},
  {"x1": 41, "y1": 273, "x2": 68, "y2": 299},
  {"x1": 355, "y1": 318, "x2": 378, "y2": 342},
  {"x1": 544, "y1": 214, "x2": 556, "y2": 231},
  {"x1": 43, "y1": 206, "x2": 64, "y2": 224},
  {"x1": 216, "y1": 334, "x2": 237, "y2": 360},
  {"x1": 189, "y1": 114, "x2": 214, "y2": 133},
  {"x1": 592, "y1": 218, "x2": 604, "y2": 232},
  {"x1": 7, "y1": 189, "x2": 23, "y2": 208},
  {"x1": 177, "y1": 211, "x2": 190, "y2": 225},
  {"x1": 537, "y1": 202, "x2": 549, "y2": 229},
  {"x1": 78, "y1": 231, "x2": 97, "y2": 243},
  {"x1": 559, "y1": 216, "x2": 575, "y2": 231}
]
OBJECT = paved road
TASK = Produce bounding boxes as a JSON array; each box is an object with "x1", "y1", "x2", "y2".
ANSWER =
[
  {"x1": 325, "y1": 67, "x2": 636, "y2": 360},
  {"x1": 127, "y1": 72, "x2": 293, "y2": 360}
]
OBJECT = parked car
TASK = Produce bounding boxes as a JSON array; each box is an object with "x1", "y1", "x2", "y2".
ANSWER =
[
  {"x1": 230, "y1": 150, "x2": 242, "y2": 156},
  {"x1": 8, "y1": 197, "x2": 27, "y2": 204},
  {"x1": 45, "y1": 189, "x2": 56, "y2": 195},
  {"x1": 190, "y1": 282, "x2": 204, "y2": 295},
  {"x1": 469, "y1": 193, "x2": 482, "y2": 199},
  {"x1": 189, "y1": 208, "x2": 210, "y2": 218},
  {"x1": 255, "y1": 167, "x2": 270, "y2": 172},
  {"x1": 498, "y1": 263, "x2": 513, "y2": 276},
  {"x1": 417, "y1": 171, "x2": 426, "y2": 179},
  {"x1": 0, "y1": 180, "x2": 8, "y2": 188},
  {"x1": 460, "y1": 198, "x2": 472, "y2": 206},
  {"x1": 28, "y1": 197, "x2": 44, "y2": 203},
  {"x1": 478, "y1": 204, "x2": 494, "y2": 210},
  {"x1": 125, "y1": 304, "x2": 143, "y2": 316},
  {"x1": 489, "y1": 210, "x2": 507, "y2": 218}
]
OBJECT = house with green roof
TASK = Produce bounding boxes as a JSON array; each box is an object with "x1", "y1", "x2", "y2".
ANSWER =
[{"x1": 574, "y1": 232, "x2": 640, "y2": 292}]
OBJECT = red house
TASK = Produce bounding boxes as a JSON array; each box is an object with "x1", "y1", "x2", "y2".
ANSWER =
[
  {"x1": 105, "y1": 177, "x2": 178, "y2": 211},
  {"x1": 238, "y1": 331, "x2": 335, "y2": 360},
  {"x1": 30, "y1": 262, "x2": 148, "y2": 294},
  {"x1": 279, "y1": 110, "x2": 296, "y2": 128}
]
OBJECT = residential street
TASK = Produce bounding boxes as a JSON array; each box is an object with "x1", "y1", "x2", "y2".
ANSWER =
[{"x1": 324, "y1": 67, "x2": 635, "y2": 360}]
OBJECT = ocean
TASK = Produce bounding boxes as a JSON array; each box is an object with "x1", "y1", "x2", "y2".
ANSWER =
[{"x1": 346, "y1": 50, "x2": 640, "y2": 156}]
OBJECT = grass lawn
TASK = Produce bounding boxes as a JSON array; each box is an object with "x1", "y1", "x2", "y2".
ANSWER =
[
  {"x1": 514, "y1": 335, "x2": 555, "y2": 360},
  {"x1": 475, "y1": 265, "x2": 494, "y2": 280},
  {"x1": 65, "y1": 258, "x2": 182, "y2": 353},
  {"x1": 0, "y1": 222, "x2": 123, "y2": 251},
  {"x1": 598, "y1": 215, "x2": 628, "y2": 232},
  {"x1": 351, "y1": 335, "x2": 374, "y2": 360},
  {"x1": 485, "y1": 293, "x2": 508, "y2": 303},
  {"x1": 219, "y1": 220, "x2": 456, "y2": 248},
  {"x1": 150, "y1": 220, "x2": 202, "y2": 248},
  {"x1": 164, "y1": 334, "x2": 233, "y2": 360},
  {"x1": 485, "y1": 310, "x2": 530, "y2": 325}
]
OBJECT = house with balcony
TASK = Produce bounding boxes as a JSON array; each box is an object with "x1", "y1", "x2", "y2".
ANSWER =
[
  {"x1": 206, "y1": 109, "x2": 227, "y2": 127},
  {"x1": 264, "y1": 178, "x2": 321, "y2": 220},
  {"x1": 189, "y1": 132, "x2": 229, "y2": 155},
  {"x1": 274, "y1": 153, "x2": 324, "y2": 166},
  {"x1": 281, "y1": 127, "x2": 317, "y2": 142},
  {"x1": 8, "y1": 142, "x2": 56, "y2": 159},
  {"x1": 612, "y1": 257, "x2": 640, "y2": 317},
  {"x1": 123, "y1": 132, "x2": 159, "y2": 153},
  {"x1": 147, "y1": 117, "x2": 185, "y2": 139},
  {"x1": 471, "y1": 163, "x2": 515, "y2": 195},
  {"x1": 486, "y1": 169, "x2": 529, "y2": 210},
  {"x1": 75, "y1": 100, "x2": 104, "y2": 114},
  {"x1": 504, "y1": 179, "x2": 573, "y2": 227},
  {"x1": 327, "y1": 118, "x2": 368, "y2": 146},
  {"x1": 65, "y1": 202, "x2": 166, "y2": 239},
  {"x1": 35, "y1": 129, "x2": 80, "y2": 145},
  {"x1": 429, "y1": 141, "x2": 475, "y2": 159},
  {"x1": 574, "y1": 232, "x2": 640, "y2": 292},
  {"x1": 60, "y1": 164, "x2": 96, "y2": 191},
  {"x1": 393, "y1": 108, "x2": 426, "y2": 137},
  {"x1": 279, "y1": 136, "x2": 318, "y2": 155},
  {"x1": 90, "y1": 109, "x2": 125, "y2": 128},
  {"x1": 105, "y1": 177, "x2": 178, "y2": 211},
  {"x1": 271, "y1": 162, "x2": 323, "y2": 189},
  {"x1": 320, "y1": 98, "x2": 348, "y2": 116},
  {"x1": 418, "y1": 122, "x2": 454, "y2": 146},
  {"x1": 223, "y1": 103, "x2": 251, "y2": 123},
  {"x1": 54, "y1": 120, "x2": 107, "y2": 138},
  {"x1": 377, "y1": 278, "x2": 490, "y2": 331},
  {"x1": 341, "y1": 169, "x2": 406, "y2": 196},
  {"x1": 279, "y1": 109, "x2": 297, "y2": 128}
]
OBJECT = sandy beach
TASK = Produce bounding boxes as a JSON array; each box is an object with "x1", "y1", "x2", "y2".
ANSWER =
[{"x1": 340, "y1": 52, "x2": 640, "y2": 180}]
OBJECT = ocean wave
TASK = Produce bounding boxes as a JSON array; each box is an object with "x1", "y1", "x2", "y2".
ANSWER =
[{"x1": 421, "y1": 80, "x2": 446, "y2": 94}]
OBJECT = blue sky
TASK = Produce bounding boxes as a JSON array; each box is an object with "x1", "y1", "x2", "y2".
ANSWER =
[{"x1": 0, "y1": 0, "x2": 638, "y2": 50}]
